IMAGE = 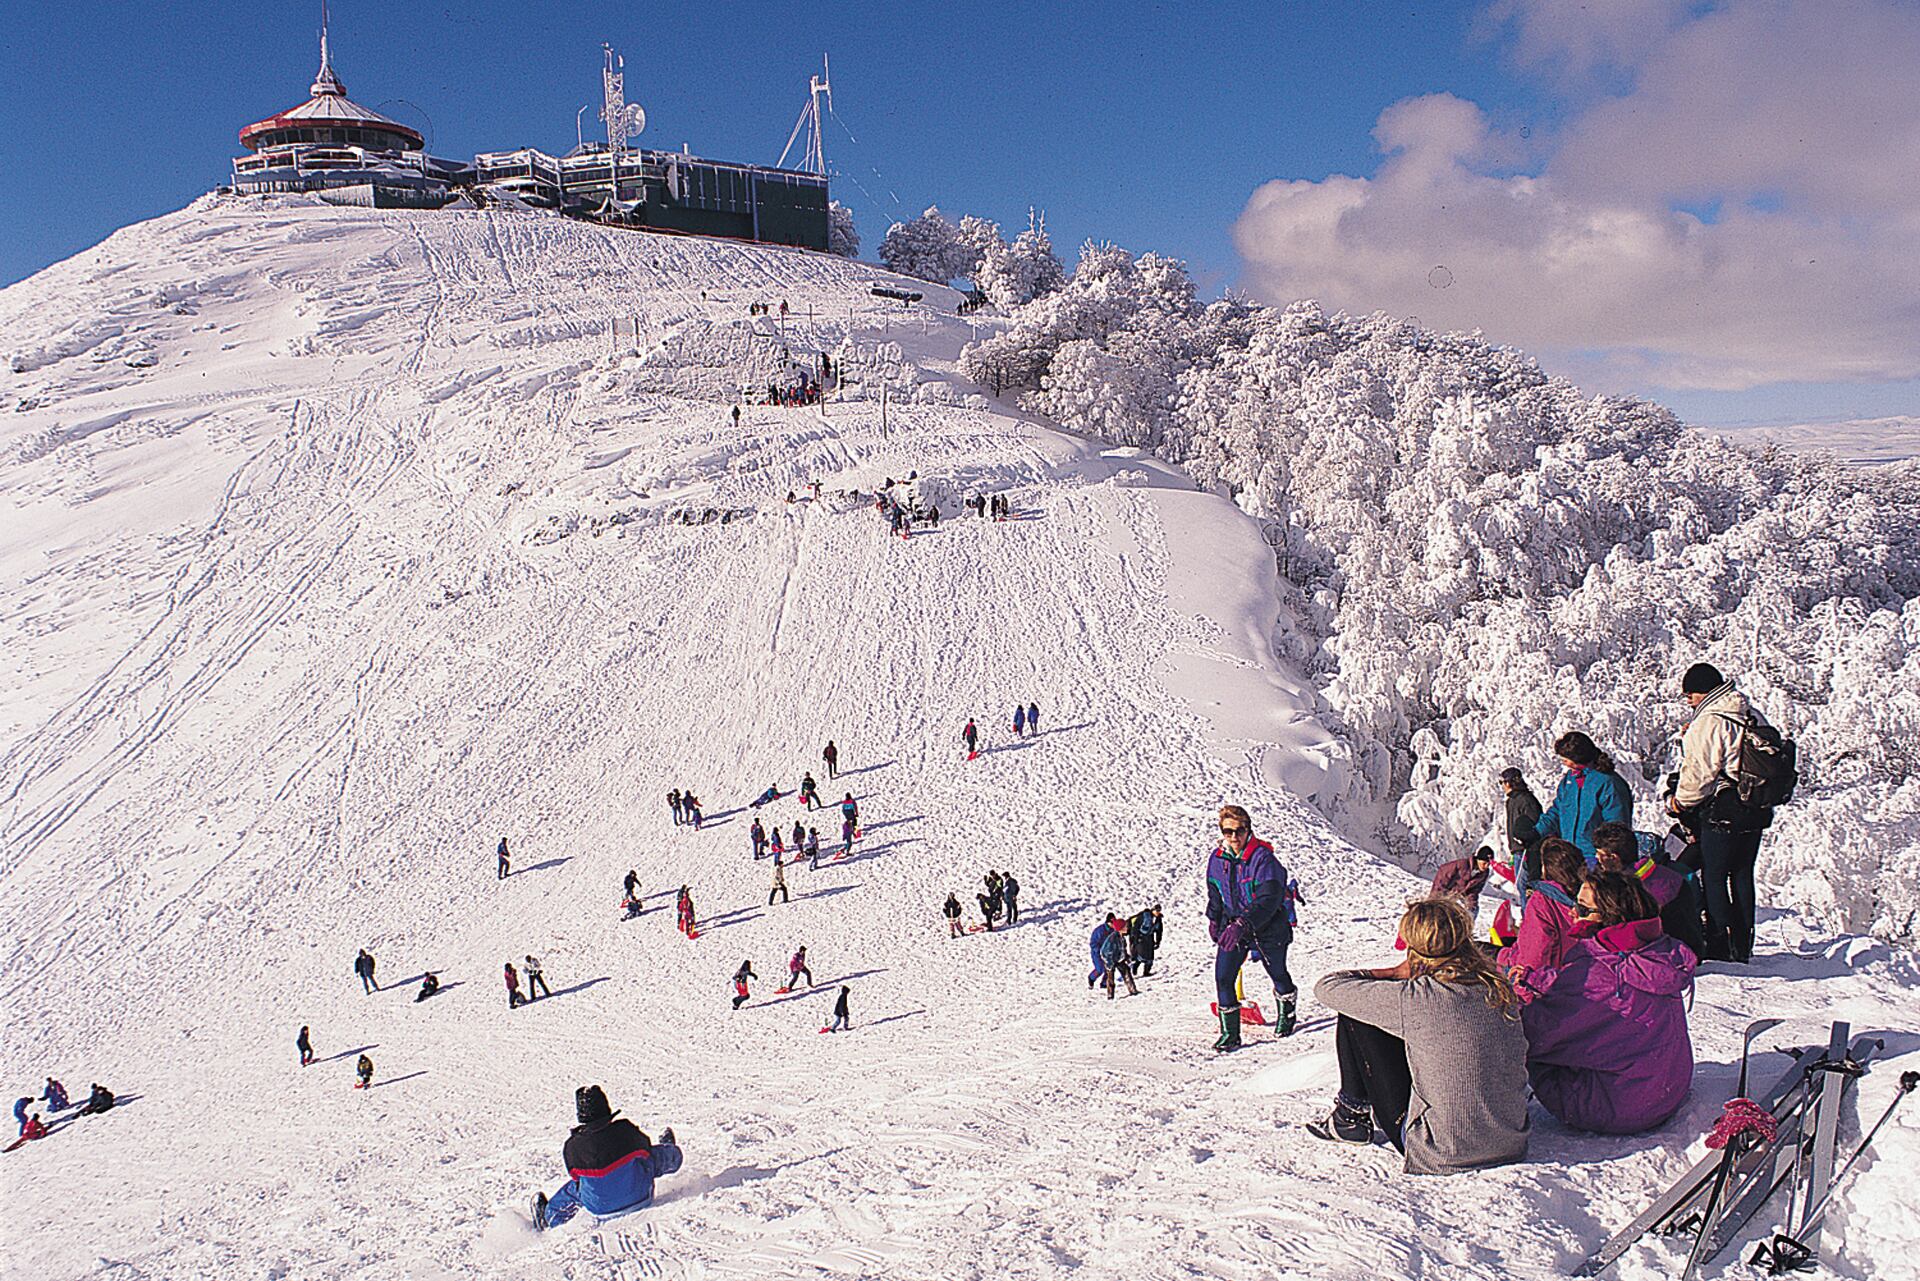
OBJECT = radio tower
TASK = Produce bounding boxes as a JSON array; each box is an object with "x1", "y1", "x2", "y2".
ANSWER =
[
  {"x1": 777, "y1": 55, "x2": 832, "y2": 175},
  {"x1": 600, "y1": 44, "x2": 647, "y2": 183}
]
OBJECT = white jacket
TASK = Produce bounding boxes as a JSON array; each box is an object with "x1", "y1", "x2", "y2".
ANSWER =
[{"x1": 1675, "y1": 682, "x2": 1771, "y2": 810}]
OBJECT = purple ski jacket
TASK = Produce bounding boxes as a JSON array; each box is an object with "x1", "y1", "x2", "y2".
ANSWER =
[{"x1": 1521, "y1": 917, "x2": 1697, "y2": 1135}]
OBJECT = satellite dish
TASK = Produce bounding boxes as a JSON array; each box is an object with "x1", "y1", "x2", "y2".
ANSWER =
[{"x1": 621, "y1": 103, "x2": 646, "y2": 138}]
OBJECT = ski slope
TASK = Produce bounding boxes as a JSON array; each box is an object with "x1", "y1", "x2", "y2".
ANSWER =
[{"x1": 1, "y1": 197, "x2": 1916, "y2": 1281}]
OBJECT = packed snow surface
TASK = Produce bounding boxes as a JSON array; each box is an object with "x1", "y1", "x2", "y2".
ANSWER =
[{"x1": 1, "y1": 198, "x2": 1916, "y2": 1281}]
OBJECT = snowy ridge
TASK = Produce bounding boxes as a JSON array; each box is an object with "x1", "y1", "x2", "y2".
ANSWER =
[{"x1": 0, "y1": 198, "x2": 1916, "y2": 1281}]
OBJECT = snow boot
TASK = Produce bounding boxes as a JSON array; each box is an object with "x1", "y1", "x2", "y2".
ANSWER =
[
  {"x1": 531, "y1": 1192, "x2": 549, "y2": 1231},
  {"x1": 1307, "y1": 1100, "x2": 1374, "y2": 1145},
  {"x1": 661, "y1": 1127, "x2": 675, "y2": 1145},
  {"x1": 1212, "y1": 1007, "x2": 1243, "y2": 1053},
  {"x1": 1277, "y1": 993, "x2": 1298, "y2": 1037}
]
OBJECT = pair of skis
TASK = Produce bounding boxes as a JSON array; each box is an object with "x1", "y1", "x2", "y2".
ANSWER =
[{"x1": 1576, "y1": 1020, "x2": 1883, "y2": 1278}]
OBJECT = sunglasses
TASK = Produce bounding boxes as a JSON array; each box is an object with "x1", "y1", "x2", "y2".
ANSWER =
[
  {"x1": 1219, "y1": 824, "x2": 1247, "y2": 836},
  {"x1": 1575, "y1": 903, "x2": 1601, "y2": 919}
]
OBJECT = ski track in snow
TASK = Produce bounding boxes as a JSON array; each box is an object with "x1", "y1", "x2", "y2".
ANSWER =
[{"x1": 1, "y1": 197, "x2": 1916, "y2": 1281}]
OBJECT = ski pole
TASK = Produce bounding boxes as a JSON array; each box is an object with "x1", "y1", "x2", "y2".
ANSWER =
[{"x1": 1750, "y1": 1070, "x2": 1917, "y2": 1276}]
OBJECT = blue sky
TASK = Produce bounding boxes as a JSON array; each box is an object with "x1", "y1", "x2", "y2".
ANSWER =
[{"x1": 2, "y1": 1, "x2": 1913, "y2": 427}]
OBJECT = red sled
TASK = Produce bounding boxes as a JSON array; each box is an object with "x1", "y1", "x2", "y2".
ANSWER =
[
  {"x1": 775, "y1": 986, "x2": 793, "y2": 995},
  {"x1": 966, "y1": 750, "x2": 979, "y2": 761},
  {"x1": 685, "y1": 927, "x2": 700, "y2": 939},
  {"x1": 818, "y1": 1027, "x2": 833, "y2": 1034},
  {"x1": 1210, "y1": 1001, "x2": 1268, "y2": 1026},
  {"x1": 967, "y1": 924, "x2": 989, "y2": 933}
]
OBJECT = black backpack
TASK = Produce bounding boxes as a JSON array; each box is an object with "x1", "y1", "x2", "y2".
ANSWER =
[{"x1": 1716, "y1": 712, "x2": 1799, "y2": 810}]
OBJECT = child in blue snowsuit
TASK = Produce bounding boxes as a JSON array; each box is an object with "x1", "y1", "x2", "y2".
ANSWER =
[{"x1": 534, "y1": 1086, "x2": 684, "y2": 1230}]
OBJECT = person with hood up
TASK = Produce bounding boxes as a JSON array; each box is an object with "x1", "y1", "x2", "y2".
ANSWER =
[
  {"x1": 1098, "y1": 917, "x2": 1137, "y2": 998},
  {"x1": 943, "y1": 892, "x2": 964, "y2": 938},
  {"x1": 1521, "y1": 871, "x2": 1696, "y2": 1134},
  {"x1": 354, "y1": 948, "x2": 377, "y2": 994},
  {"x1": 1129, "y1": 905, "x2": 1164, "y2": 976},
  {"x1": 962, "y1": 718, "x2": 979, "y2": 756},
  {"x1": 1205, "y1": 805, "x2": 1299, "y2": 1047},
  {"x1": 1498, "y1": 767, "x2": 1544, "y2": 897},
  {"x1": 1498, "y1": 838, "x2": 1587, "y2": 1001},
  {"x1": 1309, "y1": 897, "x2": 1530, "y2": 1173},
  {"x1": 532, "y1": 1085, "x2": 683, "y2": 1230},
  {"x1": 1087, "y1": 916, "x2": 1118, "y2": 985},
  {"x1": 1515, "y1": 732, "x2": 1633, "y2": 866},
  {"x1": 827, "y1": 986, "x2": 852, "y2": 1032},
  {"x1": 297, "y1": 1026, "x2": 314, "y2": 1067},
  {"x1": 1002, "y1": 872, "x2": 1021, "y2": 925}
]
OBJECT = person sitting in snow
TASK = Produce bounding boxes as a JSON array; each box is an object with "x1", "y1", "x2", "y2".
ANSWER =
[
  {"x1": 1498, "y1": 839, "x2": 1587, "y2": 1001},
  {"x1": 532, "y1": 1085, "x2": 683, "y2": 1230},
  {"x1": 42, "y1": 1078, "x2": 69, "y2": 1111},
  {"x1": 1520, "y1": 872, "x2": 1697, "y2": 1135},
  {"x1": 415, "y1": 972, "x2": 441, "y2": 1002},
  {"x1": 77, "y1": 1083, "x2": 115, "y2": 1115},
  {"x1": 1429, "y1": 847, "x2": 1494, "y2": 922}
]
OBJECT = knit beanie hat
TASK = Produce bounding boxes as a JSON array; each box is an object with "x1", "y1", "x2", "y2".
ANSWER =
[
  {"x1": 1682, "y1": 663, "x2": 1724, "y2": 696},
  {"x1": 576, "y1": 1084, "x2": 612, "y2": 1125}
]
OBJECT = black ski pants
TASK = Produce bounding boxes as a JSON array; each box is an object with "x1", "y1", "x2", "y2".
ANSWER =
[
  {"x1": 1004, "y1": 897, "x2": 1019, "y2": 925},
  {"x1": 360, "y1": 971, "x2": 375, "y2": 994},
  {"x1": 769, "y1": 884, "x2": 789, "y2": 905},
  {"x1": 1700, "y1": 826, "x2": 1763, "y2": 963},
  {"x1": 1334, "y1": 1015, "x2": 1411, "y2": 1151},
  {"x1": 528, "y1": 972, "x2": 551, "y2": 999}
]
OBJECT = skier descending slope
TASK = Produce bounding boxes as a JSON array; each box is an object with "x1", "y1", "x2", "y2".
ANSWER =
[
  {"x1": 531, "y1": 1086, "x2": 683, "y2": 1231},
  {"x1": 1206, "y1": 805, "x2": 1300, "y2": 1049}
]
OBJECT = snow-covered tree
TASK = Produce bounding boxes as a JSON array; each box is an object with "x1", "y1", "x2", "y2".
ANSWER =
[
  {"x1": 879, "y1": 206, "x2": 964, "y2": 283},
  {"x1": 959, "y1": 243, "x2": 1920, "y2": 943},
  {"x1": 826, "y1": 201, "x2": 860, "y2": 259}
]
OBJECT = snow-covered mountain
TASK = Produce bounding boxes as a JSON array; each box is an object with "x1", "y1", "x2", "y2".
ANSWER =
[{"x1": 1, "y1": 197, "x2": 1915, "y2": 1281}]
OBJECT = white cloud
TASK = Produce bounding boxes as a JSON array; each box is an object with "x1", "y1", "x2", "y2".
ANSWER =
[{"x1": 1233, "y1": 0, "x2": 1920, "y2": 392}]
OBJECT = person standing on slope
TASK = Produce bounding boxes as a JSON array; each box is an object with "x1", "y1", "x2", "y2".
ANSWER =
[
  {"x1": 42, "y1": 1079, "x2": 68, "y2": 1111},
  {"x1": 506, "y1": 962, "x2": 526, "y2": 1010},
  {"x1": 498, "y1": 837, "x2": 512, "y2": 881},
  {"x1": 806, "y1": 827, "x2": 821, "y2": 871},
  {"x1": 525, "y1": 954, "x2": 552, "y2": 1000},
  {"x1": 531, "y1": 1086, "x2": 683, "y2": 1231},
  {"x1": 1088, "y1": 915, "x2": 1119, "y2": 985},
  {"x1": 1206, "y1": 805, "x2": 1300, "y2": 1048},
  {"x1": 1027, "y1": 700, "x2": 1040, "y2": 735},
  {"x1": 769, "y1": 826, "x2": 785, "y2": 863},
  {"x1": 1002, "y1": 872, "x2": 1021, "y2": 925},
  {"x1": 624, "y1": 868, "x2": 640, "y2": 902},
  {"x1": 297, "y1": 1025, "x2": 314, "y2": 1067},
  {"x1": 355, "y1": 1055, "x2": 374, "y2": 1090},
  {"x1": 355, "y1": 948, "x2": 378, "y2": 994},
  {"x1": 768, "y1": 856, "x2": 790, "y2": 905},
  {"x1": 978, "y1": 889, "x2": 999, "y2": 931},
  {"x1": 827, "y1": 986, "x2": 852, "y2": 1032},
  {"x1": 750, "y1": 817, "x2": 768, "y2": 861},
  {"x1": 800, "y1": 772, "x2": 820, "y2": 810},
  {"x1": 791, "y1": 820, "x2": 806, "y2": 852},
  {"x1": 683, "y1": 792, "x2": 703, "y2": 828},
  {"x1": 1668, "y1": 663, "x2": 1784, "y2": 964},
  {"x1": 788, "y1": 946, "x2": 813, "y2": 989},
  {"x1": 1100, "y1": 918, "x2": 1138, "y2": 998},
  {"x1": 944, "y1": 892, "x2": 964, "y2": 938},
  {"x1": 1129, "y1": 905, "x2": 1163, "y2": 976},
  {"x1": 668, "y1": 789, "x2": 683, "y2": 826},
  {"x1": 731, "y1": 961, "x2": 757, "y2": 1011},
  {"x1": 823, "y1": 740, "x2": 839, "y2": 779},
  {"x1": 1513, "y1": 732, "x2": 1633, "y2": 866},
  {"x1": 676, "y1": 886, "x2": 696, "y2": 936},
  {"x1": 839, "y1": 793, "x2": 859, "y2": 829},
  {"x1": 962, "y1": 718, "x2": 979, "y2": 757},
  {"x1": 1014, "y1": 705, "x2": 1027, "y2": 738}
]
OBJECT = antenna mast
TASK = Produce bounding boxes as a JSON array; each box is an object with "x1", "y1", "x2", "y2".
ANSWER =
[
  {"x1": 777, "y1": 55, "x2": 832, "y2": 175},
  {"x1": 599, "y1": 44, "x2": 647, "y2": 185}
]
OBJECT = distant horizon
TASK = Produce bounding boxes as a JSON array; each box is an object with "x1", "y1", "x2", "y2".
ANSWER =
[{"x1": 2, "y1": 0, "x2": 1914, "y2": 431}]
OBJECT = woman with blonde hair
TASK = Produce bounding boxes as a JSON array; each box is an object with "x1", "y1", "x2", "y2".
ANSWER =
[{"x1": 1310, "y1": 897, "x2": 1531, "y2": 1173}]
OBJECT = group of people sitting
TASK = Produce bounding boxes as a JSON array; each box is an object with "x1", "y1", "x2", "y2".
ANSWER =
[{"x1": 12, "y1": 1080, "x2": 115, "y2": 1145}]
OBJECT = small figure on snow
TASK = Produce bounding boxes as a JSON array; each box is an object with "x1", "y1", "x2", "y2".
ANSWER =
[
  {"x1": 683, "y1": 793, "x2": 703, "y2": 828},
  {"x1": 297, "y1": 1025, "x2": 314, "y2": 1067},
  {"x1": 498, "y1": 837, "x2": 512, "y2": 881},
  {"x1": 962, "y1": 718, "x2": 979, "y2": 757},
  {"x1": 944, "y1": 892, "x2": 964, "y2": 938},
  {"x1": 624, "y1": 869, "x2": 640, "y2": 902},
  {"x1": 750, "y1": 818, "x2": 768, "y2": 860},
  {"x1": 668, "y1": 789, "x2": 683, "y2": 825},
  {"x1": 731, "y1": 961, "x2": 757, "y2": 1011},
  {"x1": 354, "y1": 948, "x2": 378, "y2": 994},
  {"x1": 1003, "y1": 872, "x2": 1021, "y2": 925},
  {"x1": 1027, "y1": 700, "x2": 1040, "y2": 735},
  {"x1": 791, "y1": 820, "x2": 806, "y2": 851},
  {"x1": 13, "y1": 1097, "x2": 32, "y2": 1136},
  {"x1": 1129, "y1": 905, "x2": 1164, "y2": 976},
  {"x1": 826, "y1": 986, "x2": 851, "y2": 1033},
  {"x1": 768, "y1": 857, "x2": 789, "y2": 905},
  {"x1": 677, "y1": 886, "x2": 697, "y2": 936},
  {"x1": 525, "y1": 955, "x2": 552, "y2": 1000},
  {"x1": 530, "y1": 1086, "x2": 683, "y2": 1231},
  {"x1": 354, "y1": 1057, "x2": 374, "y2": 1090},
  {"x1": 840, "y1": 793, "x2": 859, "y2": 827},
  {"x1": 416, "y1": 972, "x2": 440, "y2": 1002},
  {"x1": 823, "y1": 740, "x2": 839, "y2": 779},
  {"x1": 770, "y1": 827, "x2": 786, "y2": 862},
  {"x1": 42, "y1": 1078, "x2": 68, "y2": 1111},
  {"x1": 752, "y1": 783, "x2": 782, "y2": 808},
  {"x1": 788, "y1": 946, "x2": 813, "y2": 989},
  {"x1": 1013, "y1": 705, "x2": 1026, "y2": 737},
  {"x1": 800, "y1": 772, "x2": 820, "y2": 810},
  {"x1": 806, "y1": 827, "x2": 821, "y2": 870},
  {"x1": 506, "y1": 962, "x2": 527, "y2": 1010},
  {"x1": 1099, "y1": 916, "x2": 1138, "y2": 998}
]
